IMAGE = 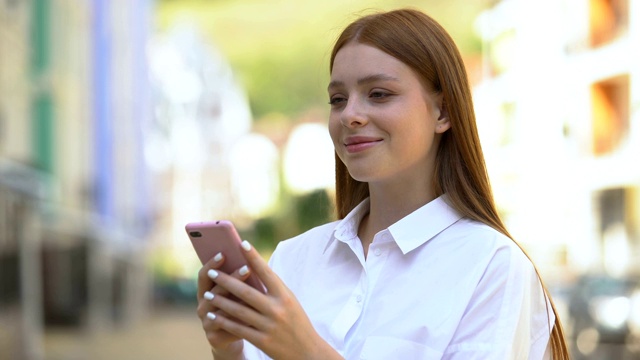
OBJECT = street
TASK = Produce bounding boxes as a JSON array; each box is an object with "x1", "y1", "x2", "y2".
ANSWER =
[{"x1": 43, "y1": 306, "x2": 212, "y2": 360}]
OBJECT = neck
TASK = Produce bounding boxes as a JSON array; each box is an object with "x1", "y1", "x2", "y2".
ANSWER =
[
  {"x1": 365, "y1": 178, "x2": 436, "y2": 236},
  {"x1": 357, "y1": 179, "x2": 436, "y2": 259}
]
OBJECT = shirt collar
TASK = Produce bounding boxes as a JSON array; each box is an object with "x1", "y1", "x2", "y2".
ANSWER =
[
  {"x1": 324, "y1": 198, "x2": 371, "y2": 254},
  {"x1": 388, "y1": 194, "x2": 463, "y2": 254},
  {"x1": 327, "y1": 195, "x2": 463, "y2": 255}
]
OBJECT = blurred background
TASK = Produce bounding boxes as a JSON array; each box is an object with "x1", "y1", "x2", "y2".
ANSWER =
[{"x1": 0, "y1": 0, "x2": 638, "y2": 359}]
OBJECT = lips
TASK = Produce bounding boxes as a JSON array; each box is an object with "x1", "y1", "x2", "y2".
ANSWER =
[{"x1": 344, "y1": 136, "x2": 383, "y2": 153}]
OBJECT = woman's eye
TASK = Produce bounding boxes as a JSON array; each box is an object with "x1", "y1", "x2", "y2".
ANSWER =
[
  {"x1": 370, "y1": 91, "x2": 389, "y2": 99},
  {"x1": 328, "y1": 96, "x2": 347, "y2": 105}
]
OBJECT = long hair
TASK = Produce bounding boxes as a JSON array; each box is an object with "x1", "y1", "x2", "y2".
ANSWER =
[{"x1": 330, "y1": 9, "x2": 569, "y2": 359}]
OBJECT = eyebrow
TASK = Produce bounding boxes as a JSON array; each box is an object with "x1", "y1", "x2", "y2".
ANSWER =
[{"x1": 327, "y1": 73, "x2": 400, "y2": 91}]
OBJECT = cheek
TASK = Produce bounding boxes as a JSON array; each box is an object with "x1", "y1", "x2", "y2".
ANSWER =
[
  {"x1": 395, "y1": 111, "x2": 435, "y2": 148},
  {"x1": 328, "y1": 117, "x2": 342, "y2": 145}
]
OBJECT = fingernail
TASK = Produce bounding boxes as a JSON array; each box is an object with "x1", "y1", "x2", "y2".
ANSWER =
[
  {"x1": 207, "y1": 269, "x2": 219, "y2": 279},
  {"x1": 213, "y1": 252, "x2": 223, "y2": 262},
  {"x1": 206, "y1": 312, "x2": 216, "y2": 320},
  {"x1": 241, "y1": 240, "x2": 251, "y2": 251},
  {"x1": 239, "y1": 265, "x2": 249, "y2": 276},
  {"x1": 204, "y1": 291, "x2": 214, "y2": 300}
]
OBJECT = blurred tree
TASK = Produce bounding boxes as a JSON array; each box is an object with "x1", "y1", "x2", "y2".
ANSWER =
[
  {"x1": 295, "y1": 189, "x2": 333, "y2": 231},
  {"x1": 243, "y1": 189, "x2": 333, "y2": 251}
]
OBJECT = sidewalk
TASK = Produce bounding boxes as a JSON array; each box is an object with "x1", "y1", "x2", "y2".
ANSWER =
[{"x1": 44, "y1": 306, "x2": 212, "y2": 360}]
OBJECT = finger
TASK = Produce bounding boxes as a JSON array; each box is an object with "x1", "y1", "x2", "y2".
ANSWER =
[
  {"x1": 209, "y1": 311, "x2": 265, "y2": 347},
  {"x1": 210, "y1": 291, "x2": 269, "y2": 330},
  {"x1": 205, "y1": 328, "x2": 240, "y2": 350},
  {"x1": 197, "y1": 252, "x2": 225, "y2": 299},
  {"x1": 197, "y1": 265, "x2": 254, "y2": 319},
  {"x1": 207, "y1": 267, "x2": 271, "y2": 315},
  {"x1": 239, "y1": 240, "x2": 284, "y2": 296},
  {"x1": 197, "y1": 291, "x2": 226, "y2": 319},
  {"x1": 208, "y1": 259, "x2": 254, "y2": 296},
  {"x1": 202, "y1": 311, "x2": 242, "y2": 347}
]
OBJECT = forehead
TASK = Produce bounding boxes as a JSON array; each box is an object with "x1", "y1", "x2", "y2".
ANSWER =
[{"x1": 330, "y1": 43, "x2": 417, "y2": 84}]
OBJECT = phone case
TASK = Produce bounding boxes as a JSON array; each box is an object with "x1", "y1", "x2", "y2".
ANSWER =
[{"x1": 185, "y1": 220, "x2": 265, "y2": 293}]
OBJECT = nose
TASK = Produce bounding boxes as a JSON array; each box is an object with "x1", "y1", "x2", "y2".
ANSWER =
[{"x1": 340, "y1": 98, "x2": 368, "y2": 128}]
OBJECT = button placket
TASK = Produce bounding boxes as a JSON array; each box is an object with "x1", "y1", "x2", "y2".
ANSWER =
[
  {"x1": 328, "y1": 267, "x2": 368, "y2": 347},
  {"x1": 364, "y1": 240, "x2": 390, "y2": 305}
]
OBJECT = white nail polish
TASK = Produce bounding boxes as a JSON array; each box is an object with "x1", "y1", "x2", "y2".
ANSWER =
[
  {"x1": 213, "y1": 252, "x2": 223, "y2": 262},
  {"x1": 239, "y1": 265, "x2": 249, "y2": 276},
  {"x1": 204, "y1": 291, "x2": 214, "y2": 300},
  {"x1": 207, "y1": 269, "x2": 219, "y2": 279},
  {"x1": 241, "y1": 240, "x2": 251, "y2": 251},
  {"x1": 206, "y1": 312, "x2": 216, "y2": 320}
]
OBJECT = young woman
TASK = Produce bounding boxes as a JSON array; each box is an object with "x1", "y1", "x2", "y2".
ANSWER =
[{"x1": 196, "y1": 8, "x2": 570, "y2": 360}]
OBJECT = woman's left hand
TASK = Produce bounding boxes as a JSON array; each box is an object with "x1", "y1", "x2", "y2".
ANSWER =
[{"x1": 204, "y1": 241, "x2": 343, "y2": 360}]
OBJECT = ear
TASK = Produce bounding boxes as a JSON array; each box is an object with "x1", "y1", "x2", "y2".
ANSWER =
[{"x1": 435, "y1": 96, "x2": 451, "y2": 134}]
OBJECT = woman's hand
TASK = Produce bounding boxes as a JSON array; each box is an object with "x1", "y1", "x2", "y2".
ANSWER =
[
  {"x1": 196, "y1": 253, "x2": 249, "y2": 360},
  {"x1": 204, "y1": 241, "x2": 343, "y2": 360}
]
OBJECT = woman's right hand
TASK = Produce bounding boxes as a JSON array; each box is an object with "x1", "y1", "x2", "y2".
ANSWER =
[{"x1": 196, "y1": 253, "x2": 250, "y2": 359}]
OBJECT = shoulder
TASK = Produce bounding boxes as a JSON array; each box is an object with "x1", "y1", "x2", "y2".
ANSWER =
[
  {"x1": 455, "y1": 220, "x2": 552, "y2": 332},
  {"x1": 277, "y1": 220, "x2": 340, "y2": 252},
  {"x1": 441, "y1": 218, "x2": 529, "y2": 265},
  {"x1": 268, "y1": 220, "x2": 340, "y2": 266},
  {"x1": 435, "y1": 218, "x2": 540, "y2": 298},
  {"x1": 446, "y1": 217, "x2": 511, "y2": 244},
  {"x1": 441, "y1": 220, "x2": 553, "y2": 357}
]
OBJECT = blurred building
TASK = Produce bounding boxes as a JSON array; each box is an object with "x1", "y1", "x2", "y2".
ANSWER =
[
  {"x1": 474, "y1": 0, "x2": 639, "y2": 280},
  {"x1": 0, "y1": 1, "x2": 155, "y2": 359}
]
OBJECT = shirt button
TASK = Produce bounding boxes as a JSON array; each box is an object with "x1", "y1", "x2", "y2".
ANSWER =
[
  {"x1": 356, "y1": 295, "x2": 363, "y2": 303},
  {"x1": 374, "y1": 248, "x2": 382, "y2": 256}
]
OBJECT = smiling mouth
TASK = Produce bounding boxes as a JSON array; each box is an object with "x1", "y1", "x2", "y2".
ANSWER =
[{"x1": 344, "y1": 139, "x2": 382, "y2": 153}]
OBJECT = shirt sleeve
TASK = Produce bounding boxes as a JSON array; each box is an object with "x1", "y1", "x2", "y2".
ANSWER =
[
  {"x1": 442, "y1": 244, "x2": 554, "y2": 360},
  {"x1": 242, "y1": 340, "x2": 271, "y2": 360}
]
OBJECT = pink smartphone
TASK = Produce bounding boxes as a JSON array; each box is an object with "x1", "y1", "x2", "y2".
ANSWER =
[{"x1": 185, "y1": 220, "x2": 265, "y2": 293}]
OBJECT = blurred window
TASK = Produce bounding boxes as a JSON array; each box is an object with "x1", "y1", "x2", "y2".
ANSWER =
[
  {"x1": 589, "y1": 0, "x2": 628, "y2": 47},
  {"x1": 591, "y1": 75, "x2": 629, "y2": 155},
  {"x1": 596, "y1": 188, "x2": 636, "y2": 275},
  {"x1": 42, "y1": 243, "x2": 88, "y2": 326},
  {"x1": 0, "y1": 252, "x2": 20, "y2": 305},
  {"x1": 0, "y1": 189, "x2": 23, "y2": 305}
]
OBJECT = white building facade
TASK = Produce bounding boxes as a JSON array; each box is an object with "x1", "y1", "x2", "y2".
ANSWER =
[{"x1": 474, "y1": 0, "x2": 640, "y2": 280}]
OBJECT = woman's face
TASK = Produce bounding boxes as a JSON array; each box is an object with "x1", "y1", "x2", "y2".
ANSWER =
[{"x1": 328, "y1": 42, "x2": 450, "y2": 186}]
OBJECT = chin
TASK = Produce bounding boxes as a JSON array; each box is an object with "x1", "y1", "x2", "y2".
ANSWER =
[
  {"x1": 347, "y1": 168, "x2": 385, "y2": 183},
  {"x1": 346, "y1": 169, "x2": 373, "y2": 183}
]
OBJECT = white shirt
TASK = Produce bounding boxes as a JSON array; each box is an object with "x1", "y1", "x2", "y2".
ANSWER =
[{"x1": 244, "y1": 195, "x2": 554, "y2": 359}]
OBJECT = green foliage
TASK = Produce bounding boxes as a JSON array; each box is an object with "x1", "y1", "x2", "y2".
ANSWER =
[
  {"x1": 295, "y1": 189, "x2": 333, "y2": 231},
  {"x1": 236, "y1": 48, "x2": 329, "y2": 121},
  {"x1": 242, "y1": 189, "x2": 333, "y2": 252}
]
